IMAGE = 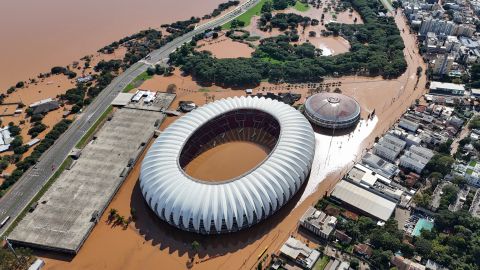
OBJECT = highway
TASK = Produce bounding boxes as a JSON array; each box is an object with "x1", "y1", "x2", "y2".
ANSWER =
[{"x1": 0, "y1": 0, "x2": 259, "y2": 236}]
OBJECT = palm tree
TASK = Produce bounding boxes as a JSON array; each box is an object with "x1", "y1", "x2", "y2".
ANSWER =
[
  {"x1": 115, "y1": 215, "x2": 125, "y2": 226},
  {"x1": 191, "y1": 241, "x2": 201, "y2": 253},
  {"x1": 204, "y1": 93, "x2": 210, "y2": 104},
  {"x1": 108, "y1": 208, "x2": 118, "y2": 221}
]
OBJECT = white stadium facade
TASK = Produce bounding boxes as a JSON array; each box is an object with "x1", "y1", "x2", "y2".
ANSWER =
[{"x1": 140, "y1": 96, "x2": 316, "y2": 234}]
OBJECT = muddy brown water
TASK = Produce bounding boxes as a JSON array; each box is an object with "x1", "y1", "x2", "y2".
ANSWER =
[
  {"x1": 0, "y1": 0, "x2": 232, "y2": 90},
  {"x1": 184, "y1": 141, "x2": 269, "y2": 182}
]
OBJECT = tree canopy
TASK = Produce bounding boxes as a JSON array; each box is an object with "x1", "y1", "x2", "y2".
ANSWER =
[{"x1": 168, "y1": 0, "x2": 406, "y2": 88}]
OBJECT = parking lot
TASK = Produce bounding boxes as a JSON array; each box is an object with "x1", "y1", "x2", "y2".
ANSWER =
[{"x1": 8, "y1": 103, "x2": 171, "y2": 253}]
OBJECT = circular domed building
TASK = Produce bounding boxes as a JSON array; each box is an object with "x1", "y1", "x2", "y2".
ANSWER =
[
  {"x1": 140, "y1": 96, "x2": 315, "y2": 234},
  {"x1": 304, "y1": 92, "x2": 361, "y2": 129}
]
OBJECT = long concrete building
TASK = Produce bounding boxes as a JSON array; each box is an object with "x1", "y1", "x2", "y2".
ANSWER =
[{"x1": 8, "y1": 93, "x2": 175, "y2": 253}]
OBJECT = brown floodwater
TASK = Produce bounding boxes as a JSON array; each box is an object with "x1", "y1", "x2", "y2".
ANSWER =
[
  {"x1": 0, "y1": 0, "x2": 232, "y2": 90},
  {"x1": 184, "y1": 141, "x2": 268, "y2": 181}
]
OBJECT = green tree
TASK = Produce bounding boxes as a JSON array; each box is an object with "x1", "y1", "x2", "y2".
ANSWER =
[
  {"x1": 370, "y1": 249, "x2": 393, "y2": 270},
  {"x1": 261, "y1": 1, "x2": 273, "y2": 13},
  {"x1": 8, "y1": 125, "x2": 21, "y2": 137},
  {"x1": 350, "y1": 259, "x2": 359, "y2": 269},
  {"x1": 191, "y1": 240, "x2": 201, "y2": 253},
  {"x1": 425, "y1": 154, "x2": 455, "y2": 176}
]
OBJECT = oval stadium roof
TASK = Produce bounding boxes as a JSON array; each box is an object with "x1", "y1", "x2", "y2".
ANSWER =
[{"x1": 140, "y1": 96, "x2": 315, "y2": 234}]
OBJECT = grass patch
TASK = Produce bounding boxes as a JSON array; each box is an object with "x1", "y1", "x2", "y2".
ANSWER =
[
  {"x1": 294, "y1": 1, "x2": 310, "y2": 12},
  {"x1": 199, "y1": 88, "x2": 211, "y2": 92},
  {"x1": 1, "y1": 157, "x2": 73, "y2": 238},
  {"x1": 75, "y1": 106, "x2": 113, "y2": 149},
  {"x1": 466, "y1": 168, "x2": 474, "y2": 175},
  {"x1": 469, "y1": 160, "x2": 477, "y2": 167},
  {"x1": 223, "y1": 0, "x2": 267, "y2": 29},
  {"x1": 245, "y1": 36, "x2": 261, "y2": 42},
  {"x1": 261, "y1": 57, "x2": 282, "y2": 64},
  {"x1": 123, "y1": 71, "x2": 152, "y2": 93},
  {"x1": 314, "y1": 255, "x2": 330, "y2": 270}
]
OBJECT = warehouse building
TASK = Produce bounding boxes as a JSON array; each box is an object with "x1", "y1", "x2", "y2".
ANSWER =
[{"x1": 331, "y1": 180, "x2": 396, "y2": 221}]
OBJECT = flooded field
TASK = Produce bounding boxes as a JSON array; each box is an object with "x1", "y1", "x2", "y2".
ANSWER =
[
  {"x1": 184, "y1": 141, "x2": 268, "y2": 182},
  {"x1": 0, "y1": 0, "x2": 233, "y2": 90},
  {"x1": 198, "y1": 38, "x2": 254, "y2": 58}
]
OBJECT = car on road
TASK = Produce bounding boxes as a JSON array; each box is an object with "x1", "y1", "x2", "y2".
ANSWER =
[{"x1": 0, "y1": 216, "x2": 10, "y2": 228}]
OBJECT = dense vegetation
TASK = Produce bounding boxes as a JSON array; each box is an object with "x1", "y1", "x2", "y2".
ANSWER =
[
  {"x1": 0, "y1": 246, "x2": 34, "y2": 270},
  {"x1": 414, "y1": 208, "x2": 480, "y2": 269},
  {"x1": 337, "y1": 218, "x2": 405, "y2": 270},
  {"x1": 333, "y1": 201, "x2": 480, "y2": 269},
  {"x1": 169, "y1": 0, "x2": 406, "y2": 88},
  {"x1": 468, "y1": 62, "x2": 480, "y2": 88},
  {"x1": 325, "y1": 0, "x2": 406, "y2": 77},
  {"x1": 206, "y1": 0, "x2": 240, "y2": 18},
  {"x1": 0, "y1": 119, "x2": 72, "y2": 195}
]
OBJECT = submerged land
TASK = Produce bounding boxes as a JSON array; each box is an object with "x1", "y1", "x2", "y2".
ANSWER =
[
  {"x1": 7, "y1": 0, "x2": 480, "y2": 269},
  {"x1": 12, "y1": 0, "x2": 429, "y2": 269}
]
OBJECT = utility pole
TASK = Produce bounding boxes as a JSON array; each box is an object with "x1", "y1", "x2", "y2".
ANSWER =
[{"x1": 4, "y1": 237, "x2": 17, "y2": 258}]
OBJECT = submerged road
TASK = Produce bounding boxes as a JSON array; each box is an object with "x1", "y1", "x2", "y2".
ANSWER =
[{"x1": 0, "y1": 0, "x2": 260, "y2": 236}]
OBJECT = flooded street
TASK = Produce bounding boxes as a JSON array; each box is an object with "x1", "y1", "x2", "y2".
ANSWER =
[
  {"x1": 184, "y1": 141, "x2": 268, "y2": 181},
  {"x1": 0, "y1": 0, "x2": 230, "y2": 90}
]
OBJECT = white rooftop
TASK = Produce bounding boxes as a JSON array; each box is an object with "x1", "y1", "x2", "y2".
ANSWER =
[
  {"x1": 111, "y1": 93, "x2": 135, "y2": 106},
  {"x1": 430, "y1": 81, "x2": 465, "y2": 91},
  {"x1": 331, "y1": 180, "x2": 396, "y2": 221},
  {"x1": 29, "y1": 98, "x2": 54, "y2": 108},
  {"x1": 280, "y1": 237, "x2": 320, "y2": 269}
]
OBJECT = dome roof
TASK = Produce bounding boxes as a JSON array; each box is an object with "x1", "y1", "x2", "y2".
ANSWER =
[
  {"x1": 304, "y1": 92, "x2": 360, "y2": 128},
  {"x1": 140, "y1": 96, "x2": 315, "y2": 234}
]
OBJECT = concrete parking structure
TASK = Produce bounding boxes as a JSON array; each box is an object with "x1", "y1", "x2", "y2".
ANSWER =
[{"x1": 8, "y1": 97, "x2": 173, "y2": 253}]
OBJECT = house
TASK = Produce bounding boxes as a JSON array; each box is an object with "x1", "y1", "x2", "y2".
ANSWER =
[
  {"x1": 391, "y1": 255, "x2": 426, "y2": 270},
  {"x1": 455, "y1": 160, "x2": 480, "y2": 187},
  {"x1": 425, "y1": 260, "x2": 449, "y2": 270},
  {"x1": 471, "y1": 88, "x2": 480, "y2": 97},
  {"x1": 399, "y1": 118, "x2": 420, "y2": 133},
  {"x1": 29, "y1": 99, "x2": 60, "y2": 115},
  {"x1": 334, "y1": 230, "x2": 352, "y2": 244},
  {"x1": 354, "y1": 243, "x2": 373, "y2": 258},
  {"x1": 299, "y1": 207, "x2": 337, "y2": 239},
  {"x1": 405, "y1": 172, "x2": 421, "y2": 187},
  {"x1": 361, "y1": 153, "x2": 399, "y2": 179},
  {"x1": 280, "y1": 237, "x2": 320, "y2": 269},
  {"x1": 404, "y1": 134, "x2": 422, "y2": 147}
]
